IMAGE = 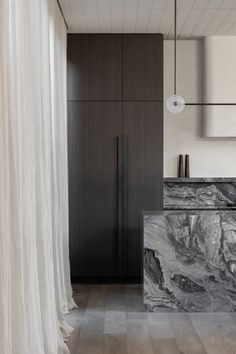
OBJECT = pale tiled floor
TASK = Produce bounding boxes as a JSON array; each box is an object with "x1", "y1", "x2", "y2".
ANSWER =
[{"x1": 66, "y1": 284, "x2": 236, "y2": 354}]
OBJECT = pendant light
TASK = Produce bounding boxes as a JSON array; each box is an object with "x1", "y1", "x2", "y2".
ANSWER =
[
  {"x1": 167, "y1": 0, "x2": 185, "y2": 113},
  {"x1": 167, "y1": 0, "x2": 236, "y2": 113},
  {"x1": 167, "y1": 94, "x2": 185, "y2": 113}
]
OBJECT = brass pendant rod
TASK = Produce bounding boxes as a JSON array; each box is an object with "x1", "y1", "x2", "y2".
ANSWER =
[{"x1": 174, "y1": 0, "x2": 177, "y2": 95}]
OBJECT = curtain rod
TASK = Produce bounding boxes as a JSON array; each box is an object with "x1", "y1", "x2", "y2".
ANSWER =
[{"x1": 56, "y1": 0, "x2": 68, "y2": 30}]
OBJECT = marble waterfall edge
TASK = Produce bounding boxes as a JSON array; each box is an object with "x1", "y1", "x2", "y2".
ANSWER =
[{"x1": 144, "y1": 211, "x2": 236, "y2": 312}]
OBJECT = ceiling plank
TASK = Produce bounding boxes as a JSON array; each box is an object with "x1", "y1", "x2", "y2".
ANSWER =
[
  {"x1": 221, "y1": 0, "x2": 236, "y2": 8},
  {"x1": 180, "y1": 9, "x2": 205, "y2": 37},
  {"x1": 97, "y1": 0, "x2": 112, "y2": 33},
  {"x1": 59, "y1": 0, "x2": 75, "y2": 30},
  {"x1": 193, "y1": 0, "x2": 209, "y2": 9},
  {"x1": 65, "y1": 0, "x2": 88, "y2": 33},
  {"x1": 82, "y1": 0, "x2": 99, "y2": 33},
  {"x1": 159, "y1": 0, "x2": 175, "y2": 38},
  {"x1": 124, "y1": 0, "x2": 139, "y2": 33},
  {"x1": 135, "y1": 0, "x2": 153, "y2": 33},
  {"x1": 204, "y1": 9, "x2": 231, "y2": 35},
  {"x1": 226, "y1": 19, "x2": 236, "y2": 34},
  {"x1": 168, "y1": 0, "x2": 195, "y2": 38},
  {"x1": 207, "y1": 0, "x2": 224, "y2": 8},
  {"x1": 111, "y1": 0, "x2": 124, "y2": 33},
  {"x1": 147, "y1": 8, "x2": 165, "y2": 33},
  {"x1": 192, "y1": 8, "x2": 217, "y2": 36},
  {"x1": 215, "y1": 8, "x2": 236, "y2": 34},
  {"x1": 152, "y1": 0, "x2": 167, "y2": 9}
]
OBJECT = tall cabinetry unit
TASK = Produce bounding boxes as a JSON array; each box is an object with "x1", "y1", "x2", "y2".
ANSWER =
[{"x1": 67, "y1": 34, "x2": 163, "y2": 281}]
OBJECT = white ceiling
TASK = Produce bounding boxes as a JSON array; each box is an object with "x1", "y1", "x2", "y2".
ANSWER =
[{"x1": 60, "y1": 0, "x2": 236, "y2": 38}]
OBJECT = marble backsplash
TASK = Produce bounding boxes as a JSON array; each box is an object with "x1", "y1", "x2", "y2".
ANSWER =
[
  {"x1": 144, "y1": 211, "x2": 236, "y2": 312},
  {"x1": 164, "y1": 178, "x2": 236, "y2": 209}
]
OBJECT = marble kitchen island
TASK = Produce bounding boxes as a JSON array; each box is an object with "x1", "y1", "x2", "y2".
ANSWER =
[{"x1": 144, "y1": 210, "x2": 236, "y2": 312}]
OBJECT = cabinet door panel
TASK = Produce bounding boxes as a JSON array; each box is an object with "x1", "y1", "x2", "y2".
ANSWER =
[
  {"x1": 68, "y1": 102, "x2": 122, "y2": 277},
  {"x1": 123, "y1": 102, "x2": 163, "y2": 277},
  {"x1": 67, "y1": 35, "x2": 89, "y2": 101},
  {"x1": 123, "y1": 34, "x2": 163, "y2": 101},
  {"x1": 88, "y1": 35, "x2": 122, "y2": 100},
  {"x1": 67, "y1": 35, "x2": 122, "y2": 101}
]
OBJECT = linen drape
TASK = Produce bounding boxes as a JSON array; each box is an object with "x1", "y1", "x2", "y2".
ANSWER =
[{"x1": 0, "y1": 0, "x2": 75, "y2": 353}]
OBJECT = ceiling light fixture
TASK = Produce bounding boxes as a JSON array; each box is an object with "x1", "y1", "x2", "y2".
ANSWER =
[
  {"x1": 167, "y1": 0, "x2": 236, "y2": 113},
  {"x1": 166, "y1": 0, "x2": 185, "y2": 113}
]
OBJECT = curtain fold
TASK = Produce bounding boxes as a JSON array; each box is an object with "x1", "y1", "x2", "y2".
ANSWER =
[{"x1": 0, "y1": 0, "x2": 75, "y2": 353}]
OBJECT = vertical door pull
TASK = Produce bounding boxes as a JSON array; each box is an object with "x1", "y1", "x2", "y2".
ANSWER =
[
  {"x1": 117, "y1": 135, "x2": 128, "y2": 277},
  {"x1": 122, "y1": 135, "x2": 128, "y2": 277},
  {"x1": 117, "y1": 136, "x2": 123, "y2": 276}
]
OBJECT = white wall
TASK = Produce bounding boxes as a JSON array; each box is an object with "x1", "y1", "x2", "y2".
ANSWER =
[{"x1": 164, "y1": 40, "x2": 236, "y2": 177}]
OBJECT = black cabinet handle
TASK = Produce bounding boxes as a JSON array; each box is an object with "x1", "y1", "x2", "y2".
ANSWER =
[
  {"x1": 117, "y1": 135, "x2": 128, "y2": 277},
  {"x1": 122, "y1": 135, "x2": 128, "y2": 277},
  {"x1": 117, "y1": 136, "x2": 123, "y2": 276}
]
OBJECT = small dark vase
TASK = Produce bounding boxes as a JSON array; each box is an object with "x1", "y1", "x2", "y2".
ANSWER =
[
  {"x1": 185, "y1": 154, "x2": 190, "y2": 177},
  {"x1": 178, "y1": 155, "x2": 184, "y2": 177}
]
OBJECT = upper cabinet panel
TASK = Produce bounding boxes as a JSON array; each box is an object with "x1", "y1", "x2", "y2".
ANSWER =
[
  {"x1": 88, "y1": 35, "x2": 122, "y2": 101},
  {"x1": 67, "y1": 35, "x2": 89, "y2": 101},
  {"x1": 123, "y1": 34, "x2": 163, "y2": 101},
  {"x1": 67, "y1": 35, "x2": 122, "y2": 101}
]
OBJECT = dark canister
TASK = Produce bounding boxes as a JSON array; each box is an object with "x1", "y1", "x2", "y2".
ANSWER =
[
  {"x1": 185, "y1": 154, "x2": 190, "y2": 177},
  {"x1": 178, "y1": 154, "x2": 184, "y2": 177}
]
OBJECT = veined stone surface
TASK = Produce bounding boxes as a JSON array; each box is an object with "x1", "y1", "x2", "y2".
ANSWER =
[
  {"x1": 144, "y1": 211, "x2": 236, "y2": 312},
  {"x1": 164, "y1": 181, "x2": 236, "y2": 209}
]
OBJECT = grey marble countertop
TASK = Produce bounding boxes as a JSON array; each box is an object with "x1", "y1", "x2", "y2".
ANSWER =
[
  {"x1": 164, "y1": 177, "x2": 236, "y2": 183},
  {"x1": 143, "y1": 209, "x2": 236, "y2": 214},
  {"x1": 164, "y1": 206, "x2": 236, "y2": 210}
]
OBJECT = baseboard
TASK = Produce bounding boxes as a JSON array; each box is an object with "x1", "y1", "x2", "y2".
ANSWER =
[{"x1": 71, "y1": 276, "x2": 142, "y2": 284}]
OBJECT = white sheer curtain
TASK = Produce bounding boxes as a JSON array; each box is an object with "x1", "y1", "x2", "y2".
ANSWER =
[{"x1": 0, "y1": 0, "x2": 75, "y2": 353}]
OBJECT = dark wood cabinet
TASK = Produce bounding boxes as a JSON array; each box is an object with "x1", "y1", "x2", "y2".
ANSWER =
[
  {"x1": 88, "y1": 35, "x2": 122, "y2": 101},
  {"x1": 68, "y1": 102, "x2": 122, "y2": 277},
  {"x1": 67, "y1": 35, "x2": 122, "y2": 101},
  {"x1": 67, "y1": 35, "x2": 89, "y2": 101},
  {"x1": 67, "y1": 34, "x2": 163, "y2": 281},
  {"x1": 123, "y1": 34, "x2": 163, "y2": 101},
  {"x1": 123, "y1": 102, "x2": 163, "y2": 276}
]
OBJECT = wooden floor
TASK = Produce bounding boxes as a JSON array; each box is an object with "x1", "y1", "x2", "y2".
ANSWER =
[{"x1": 66, "y1": 284, "x2": 236, "y2": 354}]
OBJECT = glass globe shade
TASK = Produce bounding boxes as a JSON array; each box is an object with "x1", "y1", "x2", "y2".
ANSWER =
[{"x1": 167, "y1": 95, "x2": 185, "y2": 113}]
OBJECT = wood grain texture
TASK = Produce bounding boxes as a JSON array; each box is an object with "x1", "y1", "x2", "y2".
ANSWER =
[
  {"x1": 88, "y1": 35, "x2": 122, "y2": 101},
  {"x1": 123, "y1": 34, "x2": 163, "y2": 101},
  {"x1": 68, "y1": 102, "x2": 122, "y2": 277},
  {"x1": 67, "y1": 35, "x2": 89, "y2": 101},
  {"x1": 66, "y1": 285, "x2": 236, "y2": 354},
  {"x1": 148, "y1": 313, "x2": 180, "y2": 354},
  {"x1": 189, "y1": 313, "x2": 236, "y2": 354},
  {"x1": 167, "y1": 314, "x2": 207, "y2": 354},
  {"x1": 123, "y1": 102, "x2": 163, "y2": 277},
  {"x1": 67, "y1": 34, "x2": 122, "y2": 101}
]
